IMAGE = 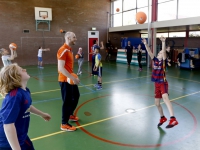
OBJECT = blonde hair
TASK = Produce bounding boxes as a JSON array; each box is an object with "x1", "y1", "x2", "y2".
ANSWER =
[{"x1": 0, "y1": 63, "x2": 22, "y2": 97}]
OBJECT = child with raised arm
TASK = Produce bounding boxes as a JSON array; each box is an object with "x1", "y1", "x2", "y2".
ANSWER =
[
  {"x1": 0, "y1": 63, "x2": 51, "y2": 150},
  {"x1": 0, "y1": 47, "x2": 17, "y2": 67},
  {"x1": 91, "y1": 40, "x2": 104, "y2": 76},
  {"x1": 37, "y1": 46, "x2": 50, "y2": 69},
  {"x1": 141, "y1": 37, "x2": 178, "y2": 128}
]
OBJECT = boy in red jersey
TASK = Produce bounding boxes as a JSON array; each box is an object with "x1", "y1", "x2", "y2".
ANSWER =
[{"x1": 142, "y1": 37, "x2": 178, "y2": 128}]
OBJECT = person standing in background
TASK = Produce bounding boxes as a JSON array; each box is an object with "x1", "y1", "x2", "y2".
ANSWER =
[
  {"x1": 77, "y1": 47, "x2": 84, "y2": 75},
  {"x1": 125, "y1": 41, "x2": 134, "y2": 66},
  {"x1": 91, "y1": 40, "x2": 104, "y2": 76}
]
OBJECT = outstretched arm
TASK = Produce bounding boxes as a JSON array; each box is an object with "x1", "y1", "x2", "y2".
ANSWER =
[
  {"x1": 7, "y1": 48, "x2": 16, "y2": 61},
  {"x1": 30, "y1": 105, "x2": 51, "y2": 121},
  {"x1": 141, "y1": 38, "x2": 154, "y2": 59},
  {"x1": 14, "y1": 51, "x2": 17, "y2": 58},
  {"x1": 100, "y1": 41, "x2": 104, "y2": 50},
  {"x1": 159, "y1": 36, "x2": 166, "y2": 60}
]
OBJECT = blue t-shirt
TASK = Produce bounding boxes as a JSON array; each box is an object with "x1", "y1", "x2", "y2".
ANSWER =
[{"x1": 0, "y1": 88, "x2": 32, "y2": 148}]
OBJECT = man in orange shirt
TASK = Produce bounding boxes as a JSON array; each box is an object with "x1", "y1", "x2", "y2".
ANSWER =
[{"x1": 57, "y1": 31, "x2": 80, "y2": 131}]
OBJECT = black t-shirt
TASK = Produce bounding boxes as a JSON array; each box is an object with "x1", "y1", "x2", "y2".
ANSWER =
[{"x1": 125, "y1": 45, "x2": 133, "y2": 53}]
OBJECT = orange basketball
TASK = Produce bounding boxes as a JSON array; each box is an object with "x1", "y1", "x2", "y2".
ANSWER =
[
  {"x1": 136, "y1": 12, "x2": 147, "y2": 24},
  {"x1": 67, "y1": 73, "x2": 78, "y2": 85},
  {"x1": 116, "y1": 8, "x2": 120, "y2": 12},
  {"x1": 60, "y1": 29, "x2": 63, "y2": 33},
  {"x1": 9, "y1": 43, "x2": 17, "y2": 50},
  {"x1": 75, "y1": 54, "x2": 80, "y2": 59}
]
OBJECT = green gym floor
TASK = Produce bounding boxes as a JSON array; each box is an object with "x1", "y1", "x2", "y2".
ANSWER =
[{"x1": 1, "y1": 62, "x2": 200, "y2": 150}]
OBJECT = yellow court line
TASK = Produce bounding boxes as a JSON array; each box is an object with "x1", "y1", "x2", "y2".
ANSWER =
[
  {"x1": 31, "y1": 90, "x2": 200, "y2": 141},
  {"x1": 30, "y1": 75, "x2": 150, "y2": 95},
  {"x1": 31, "y1": 113, "x2": 127, "y2": 141}
]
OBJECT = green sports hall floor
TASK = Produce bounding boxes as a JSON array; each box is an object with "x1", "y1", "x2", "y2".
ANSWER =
[{"x1": 1, "y1": 61, "x2": 200, "y2": 150}]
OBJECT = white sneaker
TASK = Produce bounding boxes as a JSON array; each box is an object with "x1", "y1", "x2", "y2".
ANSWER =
[
  {"x1": 80, "y1": 71, "x2": 82, "y2": 74},
  {"x1": 96, "y1": 85, "x2": 102, "y2": 90},
  {"x1": 94, "y1": 84, "x2": 98, "y2": 88}
]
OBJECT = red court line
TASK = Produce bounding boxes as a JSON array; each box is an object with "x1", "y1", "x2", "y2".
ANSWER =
[{"x1": 74, "y1": 95, "x2": 197, "y2": 148}]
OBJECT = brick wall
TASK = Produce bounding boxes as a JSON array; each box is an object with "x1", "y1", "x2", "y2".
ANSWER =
[{"x1": 0, "y1": 0, "x2": 110, "y2": 66}]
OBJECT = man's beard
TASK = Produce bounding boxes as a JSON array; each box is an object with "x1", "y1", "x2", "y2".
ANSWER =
[{"x1": 71, "y1": 41, "x2": 76, "y2": 45}]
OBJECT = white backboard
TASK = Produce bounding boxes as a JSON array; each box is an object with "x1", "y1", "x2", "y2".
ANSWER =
[{"x1": 35, "y1": 7, "x2": 52, "y2": 21}]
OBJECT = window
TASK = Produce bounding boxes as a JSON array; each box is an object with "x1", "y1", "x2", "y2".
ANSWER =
[
  {"x1": 158, "y1": 0, "x2": 173, "y2": 3},
  {"x1": 141, "y1": 34, "x2": 148, "y2": 38},
  {"x1": 189, "y1": 31, "x2": 200, "y2": 37},
  {"x1": 123, "y1": 10, "x2": 136, "y2": 26},
  {"x1": 157, "y1": 0, "x2": 177, "y2": 21},
  {"x1": 113, "y1": 13, "x2": 122, "y2": 27},
  {"x1": 137, "y1": 0, "x2": 148, "y2": 8},
  {"x1": 169, "y1": 32, "x2": 185, "y2": 37},
  {"x1": 113, "y1": 0, "x2": 122, "y2": 14},
  {"x1": 123, "y1": 0, "x2": 136, "y2": 11},
  {"x1": 178, "y1": 0, "x2": 200, "y2": 19},
  {"x1": 156, "y1": 33, "x2": 168, "y2": 37}
]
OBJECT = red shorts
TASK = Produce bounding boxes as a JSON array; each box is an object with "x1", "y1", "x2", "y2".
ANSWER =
[{"x1": 154, "y1": 82, "x2": 168, "y2": 98}]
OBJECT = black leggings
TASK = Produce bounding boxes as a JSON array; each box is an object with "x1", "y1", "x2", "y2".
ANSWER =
[
  {"x1": 138, "y1": 56, "x2": 142, "y2": 68},
  {"x1": 59, "y1": 82, "x2": 80, "y2": 124},
  {"x1": 127, "y1": 53, "x2": 133, "y2": 65}
]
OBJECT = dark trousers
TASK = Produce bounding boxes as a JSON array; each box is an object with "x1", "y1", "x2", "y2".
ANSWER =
[
  {"x1": 0, "y1": 136, "x2": 34, "y2": 150},
  {"x1": 59, "y1": 82, "x2": 80, "y2": 124},
  {"x1": 138, "y1": 56, "x2": 142, "y2": 68},
  {"x1": 127, "y1": 52, "x2": 132, "y2": 65},
  {"x1": 92, "y1": 54, "x2": 97, "y2": 75}
]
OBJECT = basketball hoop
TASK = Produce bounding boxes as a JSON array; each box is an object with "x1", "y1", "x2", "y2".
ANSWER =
[{"x1": 41, "y1": 15, "x2": 47, "y2": 19}]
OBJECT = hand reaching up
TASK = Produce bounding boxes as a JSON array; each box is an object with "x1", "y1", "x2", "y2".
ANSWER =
[
  {"x1": 141, "y1": 38, "x2": 147, "y2": 45},
  {"x1": 159, "y1": 36, "x2": 166, "y2": 42}
]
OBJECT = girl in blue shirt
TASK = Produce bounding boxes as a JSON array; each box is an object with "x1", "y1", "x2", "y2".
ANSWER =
[{"x1": 0, "y1": 63, "x2": 51, "y2": 150}]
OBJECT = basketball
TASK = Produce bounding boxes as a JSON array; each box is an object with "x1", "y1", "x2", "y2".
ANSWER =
[
  {"x1": 67, "y1": 73, "x2": 78, "y2": 85},
  {"x1": 116, "y1": 8, "x2": 120, "y2": 12},
  {"x1": 9, "y1": 43, "x2": 17, "y2": 50},
  {"x1": 60, "y1": 29, "x2": 63, "y2": 33},
  {"x1": 136, "y1": 12, "x2": 147, "y2": 24},
  {"x1": 75, "y1": 54, "x2": 80, "y2": 59}
]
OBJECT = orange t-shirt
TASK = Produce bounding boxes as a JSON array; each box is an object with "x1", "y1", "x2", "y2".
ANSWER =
[{"x1": 57, "y1": 43, "x2": 74, "y2": 82}]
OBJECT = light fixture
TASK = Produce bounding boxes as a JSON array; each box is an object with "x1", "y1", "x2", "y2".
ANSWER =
[{"x1": 92, "y1": 27, "x2": 96, "y2": 30}]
